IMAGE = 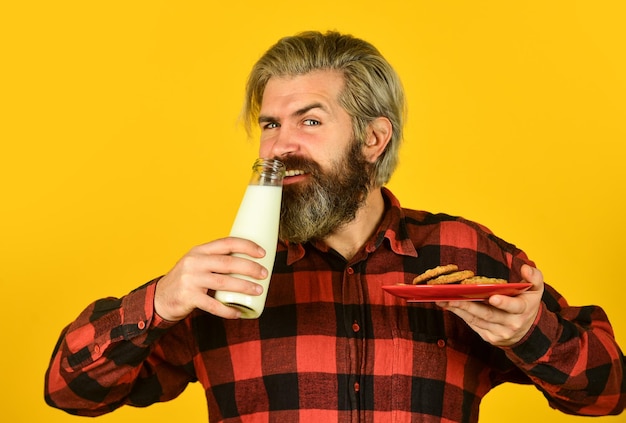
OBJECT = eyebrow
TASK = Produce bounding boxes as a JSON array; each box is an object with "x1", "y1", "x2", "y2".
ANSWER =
[{"x1": 258, "y1": 102, "x2": 328, "y2": 124}]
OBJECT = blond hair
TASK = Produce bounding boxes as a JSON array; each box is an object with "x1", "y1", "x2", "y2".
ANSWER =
[{"x1": 243, "y1": 31, "x2": 406, "y2": 186}]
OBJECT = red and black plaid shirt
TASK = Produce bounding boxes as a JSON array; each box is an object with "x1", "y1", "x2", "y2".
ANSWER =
[{"x1": 45, "y1": 188, "x2": 625, "y2": 422}]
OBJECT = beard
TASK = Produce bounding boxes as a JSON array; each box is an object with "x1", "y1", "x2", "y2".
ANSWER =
[{"x1": 278, "y1": 139, "x2": 375, "y2": 244}]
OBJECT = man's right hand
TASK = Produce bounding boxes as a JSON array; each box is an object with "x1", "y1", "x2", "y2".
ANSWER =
[{"x1": 154, "y1": 237, "x2": 267, "y2": 321}]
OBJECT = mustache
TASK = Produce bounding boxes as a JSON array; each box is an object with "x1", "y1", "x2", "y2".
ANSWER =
[{"x1": 276, "y1": 156, "x2": 322, "y2": 175}]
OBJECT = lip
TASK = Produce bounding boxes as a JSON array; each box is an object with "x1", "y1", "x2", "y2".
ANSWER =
[{"x1": 283, "y1": 170, "x2": 308, "y2": 185}]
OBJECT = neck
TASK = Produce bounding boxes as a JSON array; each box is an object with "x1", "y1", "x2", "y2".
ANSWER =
[{"x1": 323, "y1": 187, "x2": 385, "y2": 261}]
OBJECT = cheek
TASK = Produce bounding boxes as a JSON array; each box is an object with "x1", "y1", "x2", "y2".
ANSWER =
[{"x1": 258, "y1": 139, "x2": 273, "y2": 158}]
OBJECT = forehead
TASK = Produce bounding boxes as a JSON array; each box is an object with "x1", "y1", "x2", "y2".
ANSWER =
[{"x1": 261, "y1": 70, "x2": 346, "y2": 111}]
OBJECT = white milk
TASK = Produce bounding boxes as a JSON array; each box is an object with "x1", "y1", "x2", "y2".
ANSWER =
[{"x1": 214, "y1": 184, "x2": 282, "y2": 318}]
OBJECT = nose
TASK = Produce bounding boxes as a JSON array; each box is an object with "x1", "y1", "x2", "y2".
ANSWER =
[{"x1": 260, "y1": 126, "x2": 299, "y2": 159}]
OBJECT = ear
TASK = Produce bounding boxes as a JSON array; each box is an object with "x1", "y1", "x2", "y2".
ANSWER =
[{"x1": 362, "y1": 117, "x2": 393, "y2": 163}]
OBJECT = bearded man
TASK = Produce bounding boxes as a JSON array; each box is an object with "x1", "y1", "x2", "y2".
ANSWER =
[{"x1": 45, "y1": 31, "x2": 625, "y2": 423}]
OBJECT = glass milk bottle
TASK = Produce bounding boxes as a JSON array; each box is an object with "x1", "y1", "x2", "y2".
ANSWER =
[{"x1": 214, "y1": 158, "x2": 285, "y2": 318}]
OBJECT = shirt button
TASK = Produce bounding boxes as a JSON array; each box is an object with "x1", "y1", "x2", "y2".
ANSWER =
[
  {"x1": 437, "y1": 339, "x2": 446, "y2": 348},
  {"x1": 138, "y1": 321, "x2": 146, "y2": 330},
  {"x1": 354, "y1": 382, "x2": 360, "y2": 392},
  {"x1": 94, "y1": 344, "x2": 100, "y2": 354},
  {"x1": 352, "y1": 321, "x2": 360, "y2": 332},
  {"x1": 347, "y1": 267, "x2": 354, "y2": 275}
]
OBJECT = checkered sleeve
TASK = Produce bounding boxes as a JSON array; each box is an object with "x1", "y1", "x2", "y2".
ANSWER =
[
  {"x1": 504, "y1": 283, "x2": 625, "y2": 416},
  {"x1": 44, "y1": 278, "x2": 195, "y2": 416}
]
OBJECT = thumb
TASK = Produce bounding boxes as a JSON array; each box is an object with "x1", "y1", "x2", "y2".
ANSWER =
[{"x1": 521, "y1": 264, "x2": 544, "y2": 290}]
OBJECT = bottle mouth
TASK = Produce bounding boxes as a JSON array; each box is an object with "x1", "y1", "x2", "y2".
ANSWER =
[
  {"x1": 254, "y1": 158, "x2": 285, "y2": 172},
  {"x1": 253, "y1": 158, "x2": 286, "y2": 184}
]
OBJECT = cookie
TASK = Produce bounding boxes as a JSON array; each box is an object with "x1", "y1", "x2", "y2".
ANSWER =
[
  {"x1": 461, "y1": 276, "x2": 507, "y2": 285},
  {"x1": 412, "y1": 264, "x2": 458, "y2": 285},
  {"x1": 427, "y1": 270, "x2": 475, "y2": 285}
]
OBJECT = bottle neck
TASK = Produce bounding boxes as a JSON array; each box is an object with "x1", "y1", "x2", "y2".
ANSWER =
[{"x1": 251, "y1": 158, "x2": 285, "y2": 186}]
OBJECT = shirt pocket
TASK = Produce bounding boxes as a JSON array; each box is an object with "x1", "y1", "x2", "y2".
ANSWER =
[{"x1": 390, "y1": 328, "x2": 448, "y2": 420}]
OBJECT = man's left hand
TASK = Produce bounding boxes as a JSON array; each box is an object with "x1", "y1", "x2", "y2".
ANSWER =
[{"x1": 436, "y1": 264, "x2": 544, "y2": 347}]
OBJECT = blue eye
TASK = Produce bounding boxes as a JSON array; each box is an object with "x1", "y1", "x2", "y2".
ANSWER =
[
  {"x1": 303, "y1": 119, "x2": 320, "y2": 126},
  {"x1": 263, "y1": 122, "x2": 279, "y2": 130}
]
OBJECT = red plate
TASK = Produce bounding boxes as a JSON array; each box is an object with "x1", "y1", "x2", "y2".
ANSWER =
[{"x1": 382, "y1": 283, "x2": 532, "y2": 302}]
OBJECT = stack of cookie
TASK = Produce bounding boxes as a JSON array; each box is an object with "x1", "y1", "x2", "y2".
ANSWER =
[{"x1": 412, "y1": 265, "x2": 507, "y2": 285}]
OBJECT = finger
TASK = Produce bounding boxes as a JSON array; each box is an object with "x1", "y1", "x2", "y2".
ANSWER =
[
  {"x1": 443, "y1": 302, "x2": 503, "y2": 331},
  {"x1": 488, "y1": 294, "x2": 526, "y2": 314},
  {"x1": 446, "y1": 299, "x2": 526, "y2": 329},
  {"x1": 442, "y1": 300, "x2": 501, "y2": 323},
  {"x1": 521, "y1": 264, "x2": 544, "y2": 291},
  {"x1": 488, "y1": 265, "x2": 544, "y2": 313},
  {"x1": 202, "y1": 255, "x2": 268, "y2": 280},
  {"x1": 194, "y1": 294, "x2": 243, "y2": 319},
  {"x1": 442, "y1": 302, "x2": 522, "y2": 345},
  {"x1": 206, "y1": 272, "x2": 264, "y2": 296},
  {"x1": 194, "y1": 237, "x2": 266, "y2": 259}
]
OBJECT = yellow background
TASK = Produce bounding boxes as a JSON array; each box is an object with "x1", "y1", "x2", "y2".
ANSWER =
[{"x1": 1, "y1": 1, "x2": 625, "y2": 422}]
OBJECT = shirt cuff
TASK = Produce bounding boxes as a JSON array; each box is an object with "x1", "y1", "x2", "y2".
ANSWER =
[
  {"x1": 63, "y1": 277, "x2": 172, "y2": 371},
  {"x1": 121, "y1": 277, "x2": 180, "y2": 340},
  {"x1": 504, "y1": 302, "x2": 560, "y2": 365}
]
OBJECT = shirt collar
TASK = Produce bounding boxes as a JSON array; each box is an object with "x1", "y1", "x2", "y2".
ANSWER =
[{"x1": 283, "y1": 188, "x2": 418, "y2": 265}]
